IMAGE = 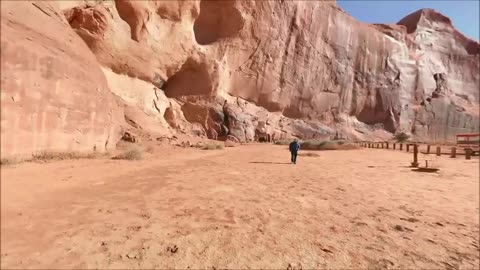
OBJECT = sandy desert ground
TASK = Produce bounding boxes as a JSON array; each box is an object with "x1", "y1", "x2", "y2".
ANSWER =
[{"x1": 1, "y1": 144, "x2": 479, "y2": 269}]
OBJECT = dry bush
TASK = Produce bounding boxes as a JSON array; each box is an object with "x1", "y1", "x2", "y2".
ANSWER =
[
  {"x1": 224, "y1": 140, "x2": 237, "y2": 147},
  {"x1": 31, "y1": 151, "x2": 98, "y2": 161},
  {"x1": 274, "y1": 139, "x2": 291, "y2": 145},
  {"x1": 0, "y1": 157, "x2": 23, "y2": 166},
  {"x1": 145, "y1": 145, "x2": 155, "y2": 154},
  {"x1": 262, "y1": 138, "x2": 359, "y2": 151},
  {"x1": 298, "y1": 140, "x2": 359, "y2": 151},
  {"x1": 303, "y1": 141, "x2": 339, "y2": 150},
  {"x1": 192, "y1": 141, "x2": 224, "y2": 150},
  {"x1": 275, "y1": 139, "x2": 358, "y2": 150},
  {"x1": 298, "y1": 152, "x2": 320, "y2": 157},
  {"x1": 1, "y1": 151, "x2": 104, "y2": 166},
  {"x1": 199, "y1": 143, "x2": 224, "y2": 150},
  {"x1": 112, "y1": 147, "x2": 143, "y2": 160}
]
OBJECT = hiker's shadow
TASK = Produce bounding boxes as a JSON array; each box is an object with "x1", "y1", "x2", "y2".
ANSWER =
[{"x1": 250, "y1": 161, "x2": 291, "y2": 165}]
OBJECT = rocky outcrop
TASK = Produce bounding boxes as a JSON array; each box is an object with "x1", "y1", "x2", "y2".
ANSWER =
[
  {"x1": 223, "y1": 103, "x2": 254, "y2": 142},
  {"x1": 1, "y1": 1, "x2": 124, "y2": 158},
  {"x1": 2, "y1": 1, "x2": 478, "y2": 153},
  {"x1": 63, "y1": 0, "x2": 199, "y2": 87},
  {"x1": 396, "y1": 9, "x2": 480, "y2": 142}
]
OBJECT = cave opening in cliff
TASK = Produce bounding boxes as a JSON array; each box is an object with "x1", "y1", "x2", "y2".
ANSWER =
[
  {"x1": 357, "y1": 89, "x2": 398, "y2": 133},
  {"x1": 164, "y1": 58, "x2": 213, "y2": 98},
  {"x1": 193, "y1": 0, "x2": 244, "y2": 45}
]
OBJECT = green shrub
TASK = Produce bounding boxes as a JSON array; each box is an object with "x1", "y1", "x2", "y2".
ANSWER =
[{"x1": 394, "y1": 132, "x2": 410, "y2": 143}]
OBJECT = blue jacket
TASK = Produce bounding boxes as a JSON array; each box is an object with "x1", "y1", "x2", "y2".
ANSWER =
[{"x1": 289, "y1": 141, "x2": 300, "y2": 152}]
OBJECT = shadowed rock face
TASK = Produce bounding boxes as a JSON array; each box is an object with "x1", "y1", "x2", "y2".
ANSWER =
[{"x1": 1, "y1": 1, "x2": 479, "y2": 152}]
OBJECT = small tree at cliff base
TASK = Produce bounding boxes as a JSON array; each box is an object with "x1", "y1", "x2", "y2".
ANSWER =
[{"x1": 394, "y1": 132, "x2": 410, "y2": 143}]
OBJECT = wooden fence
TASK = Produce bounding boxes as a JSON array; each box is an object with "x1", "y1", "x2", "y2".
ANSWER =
[{"x1": 356, "y1": 141, "x2": 478, "y2": 160}]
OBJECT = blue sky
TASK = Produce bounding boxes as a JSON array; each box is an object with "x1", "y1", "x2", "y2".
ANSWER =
[{"x1": 337, "y1": 0, "x2": 480, "y2": 41}]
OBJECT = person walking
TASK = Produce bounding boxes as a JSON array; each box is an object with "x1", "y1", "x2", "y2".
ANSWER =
[{"x1": 289, "y1": 138, "x2": 301, "y2": 164}]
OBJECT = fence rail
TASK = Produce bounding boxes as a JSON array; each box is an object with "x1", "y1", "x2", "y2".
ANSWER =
[{"x1": 355, "y1": 141, "x2": 479, "y2": 161}]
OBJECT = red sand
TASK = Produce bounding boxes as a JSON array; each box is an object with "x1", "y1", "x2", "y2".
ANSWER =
[{"x1": 1, "y1": 145, "x2": 479, "y2": 269}]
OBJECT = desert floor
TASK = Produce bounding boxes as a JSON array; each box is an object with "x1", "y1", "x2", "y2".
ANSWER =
[{"x1": 1, "y1": 144, "x2": 479, "y2": 269}]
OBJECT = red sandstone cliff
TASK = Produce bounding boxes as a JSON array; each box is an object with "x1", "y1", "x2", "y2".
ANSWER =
[
  {"x1": 1, "y1": 1, "x2": 124, "y2": 157},
  {"x1": 1, "y1": 1, "x2": 479, "y2": 158}
]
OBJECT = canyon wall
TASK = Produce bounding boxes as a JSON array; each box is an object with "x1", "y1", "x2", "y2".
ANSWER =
[{"x1": 1, "y1": 0, "x2": 479, "y2": 158}]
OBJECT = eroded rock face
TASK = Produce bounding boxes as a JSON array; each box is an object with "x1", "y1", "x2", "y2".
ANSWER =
[
  {"x1": 396, "y1": 9, "x2": 480, "y2": 141},
  {"x1": 64, "y1": 0, "x2": 199, "y2": 84},
  {"x1": 2, "y1": 1, "x2": 478, "y2": 151},
  {"x1": 212, "y1": 3, "x2": 479, "y2": 142},
  {"x1": 193, "y1": 0, "x2": 245, "y2": 45},
  {"x1": 1, "y1": 1, "x2": 124, "y2": 158}
]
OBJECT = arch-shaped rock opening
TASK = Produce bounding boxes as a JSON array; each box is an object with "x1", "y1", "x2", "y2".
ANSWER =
[
  {"x1": 356, "y1": 88, "x2": 398, "y2": 133},
  {"x1": 164, "y1": 58, "x2": 213, "y2": 98},
  {"x1": 193, "y1": 0, "x2": 244, "y2": 45}
]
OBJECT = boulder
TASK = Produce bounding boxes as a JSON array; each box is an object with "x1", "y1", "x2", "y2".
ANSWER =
[{"x1": 225, "y1": 135, "x2": 240, "y2": 147}]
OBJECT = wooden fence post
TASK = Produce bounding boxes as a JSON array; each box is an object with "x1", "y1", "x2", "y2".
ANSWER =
[
  {"x1": 400, "y1": 144, "x2": 403, "y2": 151},
  {"x1": 436, "y1": 146, "x2": 441, "y2": 156},
  {"x1": 427, "y1": 145, "x2": 430, "y2": 154},
  {"x1": 406, "y1": 144, "x2": 410, "y2": 152},
  {"x1": 393, "y1": 143, "x2": 396, "y2": 150},
  {"x1": 450, "y1": 147, "x2": 456, "y2": 158},
  {"x1": 411, "y1": 144, "x2": 419, "y2": 167},
  {"x1": 466, "y1": 148, "x2": 472, "y2": 160},
  {"x1": 386, "y1": 142, "x2": 389, "y2": 149}
]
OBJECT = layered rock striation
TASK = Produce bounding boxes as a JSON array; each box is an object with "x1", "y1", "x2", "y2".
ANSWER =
[{"x1": 1, "y1": 1, "x2": 478, "y2": 158}]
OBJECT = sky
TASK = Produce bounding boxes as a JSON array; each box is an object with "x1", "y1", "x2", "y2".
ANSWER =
[{"x1": 337, "y1": 0, "x2": 480, "y2": 41}]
